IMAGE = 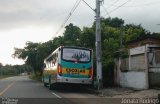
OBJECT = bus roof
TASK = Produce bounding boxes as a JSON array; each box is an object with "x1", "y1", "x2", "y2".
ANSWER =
[{"x1": 61, "y1": 46, "x2": 92, "y2": 50}]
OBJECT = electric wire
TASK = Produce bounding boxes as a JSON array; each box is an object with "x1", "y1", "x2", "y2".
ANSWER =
[
  {"x1": 86, "y1": 0, "x2": 127, "y2": 27},
  {"x1": 102, "y1": 0, "x2": 160, "y2": 18},
  {"x1": 102, "y1": 5, "x2": 111, "y2": 18},
  {"x1": 55, "y1": 0, "x2": 82, "y2": 37},
  {"x1": 104, "y1": 0, "x2": 131, "y2": 17},
  {"x1": 82, "y1": 0, "x2": 95, "y2": 12},
  {"x1": 55, "y1": 0, "x2": 132, "y2": 36},
  {"x1": 106, "y1": 0, "x2": 120, "y2": 9},
  {"x1": 117, "y1": 1, "x2": 160, "y2": 7},
  {"x1": 105, "y1": 0, "x2": 160, "y2": 8},
  {"x1": 109, "y1": 0, "x2": 131, "y2": 13},
  {"x1": 101, "y1": 0, "x2": 120, "y2": 18}
]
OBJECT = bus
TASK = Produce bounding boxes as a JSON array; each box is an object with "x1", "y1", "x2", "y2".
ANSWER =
[{"x1": 42, "y1": 46, "x2": 93, "y2": 89}]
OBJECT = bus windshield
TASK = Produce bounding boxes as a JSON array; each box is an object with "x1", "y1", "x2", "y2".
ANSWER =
[{"x1": 62, "y1": 48, "x2": 91, "y2": 63}]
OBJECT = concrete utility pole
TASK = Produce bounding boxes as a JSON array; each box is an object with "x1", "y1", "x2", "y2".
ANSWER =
[{"x1": 95, "y1": 0, "x2": 103, "y2": 90}]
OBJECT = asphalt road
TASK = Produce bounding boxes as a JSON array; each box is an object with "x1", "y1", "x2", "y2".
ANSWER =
[
  {"x1": 0, "y1": 76, "x2": 59, "y2": 98},
  {"x1": 0, "y1": 76, "x2": 74, "y2": 104},
  {"x1": 0, "y1": 76, "x2": 121, "y2": 104}
]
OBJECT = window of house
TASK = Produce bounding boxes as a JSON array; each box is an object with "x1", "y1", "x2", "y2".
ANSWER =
[
  {"x1": 155, "y1": 50, "x2": 160, "y2": 64},
  {"x1": 130, "y1": 54, "x2": 145, "y2": 70},
  {"x1": 121, "y1": 58, "x2": 129, "y2": 72}
]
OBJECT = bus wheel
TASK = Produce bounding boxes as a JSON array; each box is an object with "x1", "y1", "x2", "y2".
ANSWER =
[
  {"x1": 44, "y1": 82, "x2": 48, "y2": 87},
  {"x1": 48, "y1": 77, "x2": 53, "y2": 90},
  {"x1": 49, "y1": 83, "x2": 53, "y2": 90}
]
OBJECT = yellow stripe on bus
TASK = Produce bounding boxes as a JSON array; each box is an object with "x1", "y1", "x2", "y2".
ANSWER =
[
  {"x1": 62, "y1": 68, "x2": 89, "y2": 75},
  {"x1": 44, "y1": 68, "x2": 90, "y2": 76}
]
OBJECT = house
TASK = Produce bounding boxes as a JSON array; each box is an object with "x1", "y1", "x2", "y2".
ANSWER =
[{"x1": 114, "y1": 35, "x2": 160, "y2": 90}]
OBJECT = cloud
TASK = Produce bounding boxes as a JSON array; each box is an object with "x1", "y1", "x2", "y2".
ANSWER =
[
  {"x1": 0, "y1": 0, "x2": 160, "y2": 32},
  {"x1": 0, "y1": 0, "x2": 78, "y2": 30},
  {"x1": 0, "y1": 0, "x2": 160, "y2": 65},
  {"x1": 103, "y1": 0, "x2": 160, "y2": 32}
]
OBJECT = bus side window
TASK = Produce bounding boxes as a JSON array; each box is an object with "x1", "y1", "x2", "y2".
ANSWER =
[
  {"x1": 46, "y1": 63, "x2": 49, "y2": 68},
  {"x1": 52, "y1": 59, "x2": 56, "y2": 66},
  {"x1": 52, "y1": 53, "x2": 58, "y2": 66},
  {"x1": 43, "y1": 64, "x2": 46, "y2": 69},
  {"x1": 54, "y1": 53, "x2": 58, "y2": 64}
]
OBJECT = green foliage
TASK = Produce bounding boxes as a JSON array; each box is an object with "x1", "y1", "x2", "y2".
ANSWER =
[
  {"x1": 29, "y1": 72, "x2": 42, "y2": 81},
  {"x1": 80, "y1": 27, "x2": 95, "y2": 48},
  {"x1": 0, "y1": 63, "x2": 3, "y2": 68},
  {"x1": 13, "y1": 17, "x2": 153, "y2": 86},
  {"x1": 63, "y1": 23, "x2": 81, "y2": 46},
  {"x1": 101, "y1": 17, "x2": 124, "y2": 28},
  {"x1": 124, "y1": 24, "x2": 147, "y2": 42},
  {"x1": 0, "y1": 64, "x2": 33, "y2": 77}
]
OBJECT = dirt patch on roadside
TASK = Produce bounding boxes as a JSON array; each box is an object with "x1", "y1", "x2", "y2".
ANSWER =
[{"x1": 98, "y1": 87, "x2": 160, "y2": 98}]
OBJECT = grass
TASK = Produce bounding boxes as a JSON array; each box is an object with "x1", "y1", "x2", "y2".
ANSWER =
[{"x1": 0, "y1": 75, "x2": 15, "y2": 80}]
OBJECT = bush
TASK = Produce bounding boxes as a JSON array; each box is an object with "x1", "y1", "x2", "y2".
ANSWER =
[{"x1": 29, "y1": 72, "x2": 42, "y2": 81}]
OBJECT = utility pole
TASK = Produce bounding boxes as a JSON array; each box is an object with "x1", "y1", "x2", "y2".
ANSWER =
[{"x1": 95, "y1": 0, "x2": 103, "y2": 90}]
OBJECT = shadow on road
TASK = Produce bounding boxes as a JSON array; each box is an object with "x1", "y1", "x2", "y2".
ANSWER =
[{"x1": 50, "y1": 84, "x2": 95, "y2": 94}]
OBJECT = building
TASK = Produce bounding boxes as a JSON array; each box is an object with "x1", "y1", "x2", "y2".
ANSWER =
[{"x1": 114, "y1": 35, "x2": 160, "y2": 90}]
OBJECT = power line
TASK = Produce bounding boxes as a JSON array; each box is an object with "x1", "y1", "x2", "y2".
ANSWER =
[
  {"x1": 101, "y1": 0, "x2": 120, "y2": 18},
  {"x1": 105, "y1": 0, "x2": 160, "y2": 8},
  {"x1": 102, "y1": 0, "x2": 160, "y2": 18},
  {"x1": 109, "y1": 0, "x2": 131, "y2": 13},
  {"x1": 55, "y1": 0, "x2": 82, "y2": 37},
  {"x1": 106, "y1": 0, "x2": 120, "y2": 9},
  {"x1": 117, "y1": 1, "x2": 160, "y2": 7},
  {"x1": 102, "y1": 5, "x2": 111, "y2": 18},
  {"x1": 82, "y1": 0, "x2": 95, "y2": 12},
  {"x1": 85, "y1": 0, "x2": 130, "y2": 28},
  {"x1": 86, "y1": 0, "x2": 129, "y2": 27},
  {"x1": 103, "y1": 0, "x2": 131, "y2": 17}
]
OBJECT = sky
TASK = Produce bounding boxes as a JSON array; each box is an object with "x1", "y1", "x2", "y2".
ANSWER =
[{"x1": 0, "y1": 0, "x2": 160, "y2": 65}]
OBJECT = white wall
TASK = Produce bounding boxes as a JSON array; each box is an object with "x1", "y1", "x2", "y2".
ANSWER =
[
  {"x1": 149, "y1": 68, "x2": 160, "y2": 72},
  {"x1": 120, "y1": 71, "x2": 147, "y2": 90},
  {"x1": 130, "y1": 46, "x2": 145, "y2": 55}
]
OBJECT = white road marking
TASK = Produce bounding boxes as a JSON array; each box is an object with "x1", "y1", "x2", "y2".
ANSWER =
[{"x1": 51, "y1": 92, "x2": 62, "y2": 98}]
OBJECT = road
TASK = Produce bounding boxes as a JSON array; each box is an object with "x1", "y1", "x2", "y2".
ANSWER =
[
  {"x1": 0, "y1": 76, "x2": 59, "y2": 98},
  {"x1": 0, "y1": 76, "x2": 120, "y2": 104}
]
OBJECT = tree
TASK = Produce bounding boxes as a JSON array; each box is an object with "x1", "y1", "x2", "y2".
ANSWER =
[
  {"x1": 0, "y1": 63, "x2": 3, "y2": 68},
  {"x1": 63, "y1": 23, "x2": 81, "y2": 46},
  {"x1": 13, "y1": 41, "x2": 39, "y2": 72},
  {"x1": 13, "y1": 17, "x2": 152, "y2": 86},
  {"x1": 124, "y1": 24, "x2": 148, "y2": 42},
  {"x1": 101, "y1": 17, "x2": 124, "y2": 28},
  {"x1": 80, "y1": 27, "x2": 95, "y2": 48}
]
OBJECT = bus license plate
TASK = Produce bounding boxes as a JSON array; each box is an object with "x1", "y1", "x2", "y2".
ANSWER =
[{"x1": 66, "y1": 68, "x2": 79, "y2": 74}]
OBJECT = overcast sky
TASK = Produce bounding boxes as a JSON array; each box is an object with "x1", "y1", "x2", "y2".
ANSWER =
[{"x1": 0, "y1": 0, "x2": 160, "y2": 65}]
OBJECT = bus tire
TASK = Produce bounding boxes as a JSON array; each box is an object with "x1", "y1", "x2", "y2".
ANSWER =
[
  {"x1": 48, "y1": 76, "x2": 53, "y2": 90},
  {"x1": 42, "y1": 75, "x2": 44, "y2": 82},
  {"x1": 44, "y1": 82, "x2": 48, "y2": 87},
  {"x1": 49, "y1": 83, "x2": 53, "y2": 90}
]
